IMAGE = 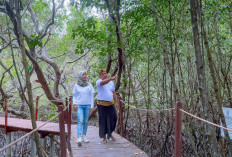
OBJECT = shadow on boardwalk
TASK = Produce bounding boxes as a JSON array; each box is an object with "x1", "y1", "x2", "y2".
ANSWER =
[{"x1": 70, "y1": 125, "x2": 148, "y2": 157}]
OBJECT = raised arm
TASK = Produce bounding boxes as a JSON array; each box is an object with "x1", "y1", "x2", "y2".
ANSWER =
[{"x1": 100, "y1": 76, "x2": 116, "y2": 86}]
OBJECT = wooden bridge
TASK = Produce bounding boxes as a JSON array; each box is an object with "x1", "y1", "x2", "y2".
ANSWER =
[
  {"x1": 1, "y1": 96, "x2": 231, "y2": 156},
  {"x1": 0, "y1": 117, "x2": 147, "y2": 157},
  {"x1": 0, "y1": 97, "x2": 148, "y2": 157}
]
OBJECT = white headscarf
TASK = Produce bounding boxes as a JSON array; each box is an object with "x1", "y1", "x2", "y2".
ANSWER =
[{"x1": 77, "y1": 71, "x2": 89, "y2": 87}]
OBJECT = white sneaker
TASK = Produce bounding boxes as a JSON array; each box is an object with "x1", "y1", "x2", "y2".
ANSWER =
[
  {"x1": 82, "y1": 135, "x2": 89, "y2": 143},
  {"x1": 77, "y1": 137, "x2": 82, "y2": 146}
]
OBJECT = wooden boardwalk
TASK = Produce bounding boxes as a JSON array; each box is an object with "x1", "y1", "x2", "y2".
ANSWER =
[
  {"x1": 0, "y1": 117, "x2": 148, "y2": 156},
  {"x1": 70, "y1": 125, "x2": 148, "y2": 157}
]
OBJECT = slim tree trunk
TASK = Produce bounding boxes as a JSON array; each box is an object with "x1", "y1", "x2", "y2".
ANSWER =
[
  {"x1": 146, "y1": 42, "x2": 151, "y2": 129},
  {"x1": 101, "y1": 9, "x2": 112, "y2": 73},
  {"x1": 189, "y1": 0, "x2": 220, "y2": 156},
  {"x1": 150, "y1": 0, "x2": 179, "y2": 105},
  {"x1": 15, "y1": 2, "x2": 42, "y2": 156},
  {"x1": 105, "y1": 0, "x2": 124, "y2": 91},
  {"x1": 129, "y1": 70, "x2": 142, "y2": 147},
  {"x1": 199, "y1": 1, "x2": 232, "y2": 154}
]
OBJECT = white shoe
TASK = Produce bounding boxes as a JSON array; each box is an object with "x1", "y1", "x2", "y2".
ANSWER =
[
  {"x1": 77, "y1": 137, "x2": 82, "y2": 146},
  {"x1": 82, "y1": 135, "x2": 89, "y2": 143}
]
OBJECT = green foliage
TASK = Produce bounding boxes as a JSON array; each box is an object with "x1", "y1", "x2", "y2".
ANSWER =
[
  {"x1": 47, "y1": 103, "x2": 57, "y2": 122},
  {"x1": 28, "y1": 65, "x2": 32, "y2": 72},
  {"x1": 33, "y1": 0, "x2": 48, "y2": 11},
  {"x1": 25, "y1": 34, "x2": 43, "y2": 48}
]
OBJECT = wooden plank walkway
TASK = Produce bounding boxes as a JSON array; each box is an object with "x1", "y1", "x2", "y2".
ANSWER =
[
  {"x1": 70, "y1": 125, "x2": 148, "y2": 157},
  {"x1": 0, "y1": 117, "x2": 66, "y2": 135},
  {"x1": 0, "y1": 117, "x2": 148, "y2": 156}
]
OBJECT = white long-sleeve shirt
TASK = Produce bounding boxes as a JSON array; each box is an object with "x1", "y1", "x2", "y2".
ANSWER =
[{"x1": 72, "y1": 83, "x2": 95, "y2": 108}]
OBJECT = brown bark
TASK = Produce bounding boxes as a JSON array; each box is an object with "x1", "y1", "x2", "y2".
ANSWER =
[
  {"x1": 150, "y1": 0, "x2": 179, "y2": 105},
  {"x1": 15, "y1": 1, "x2": 42, "y2": 156},
  {"x1": 105, "y1": 0, "x2": 124, "y2": 91},
  {"x1": 199, "y1": 1, "x2": 232, "y2": 153},
  {"x1": 189, "y1": 0, "x2": 220, "y2": 155}
]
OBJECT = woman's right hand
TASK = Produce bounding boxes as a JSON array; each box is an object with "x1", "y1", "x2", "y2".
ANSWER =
[
  {"x1": 111, "y1": 76, "x2": 116, "y2": 81},
  {"x1": 74, "y1": 104, "x2": 77, "y2": 111}
]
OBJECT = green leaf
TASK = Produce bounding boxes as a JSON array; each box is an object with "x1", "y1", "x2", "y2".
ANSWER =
[{"x1": 28, "y1": 66, "x2": 32, "y2": 72}]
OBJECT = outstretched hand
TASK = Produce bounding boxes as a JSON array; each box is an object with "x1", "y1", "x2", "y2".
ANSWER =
[{"x1": 111, "y1": 76, "x2": 116, "y2": 81}]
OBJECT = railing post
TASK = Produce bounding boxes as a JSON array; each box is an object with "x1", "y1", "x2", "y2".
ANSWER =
[
  {"x1": 58, "y1": 104, "x2": 66, "y2": 157},
  {"x1": 175, "y1": 101, "x2": 182, "y2": 157},
  {"x1": 35, "y1": 96, "x2": 39, "y2": 121}
]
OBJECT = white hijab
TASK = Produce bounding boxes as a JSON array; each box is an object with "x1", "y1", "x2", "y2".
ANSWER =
[{"x1": 77, "y1": 71, "x2": 89, "y2": 87}]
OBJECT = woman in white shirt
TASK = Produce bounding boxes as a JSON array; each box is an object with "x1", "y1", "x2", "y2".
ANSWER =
[{"x1": 73, "y1": 71, "x2": 94, "y2": 146}]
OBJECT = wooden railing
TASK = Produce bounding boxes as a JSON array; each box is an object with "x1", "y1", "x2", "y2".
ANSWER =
[
  {"x1": 3, "y1": 96, "x2": 230, "y2": 156},
  {"x1": 1, "y1": 97, "x2": 72, "y2": 157}
]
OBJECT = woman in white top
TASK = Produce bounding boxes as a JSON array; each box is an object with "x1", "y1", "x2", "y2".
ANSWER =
[{"x1": 73, "y1": 71, "x2": 94, "y2": 146}]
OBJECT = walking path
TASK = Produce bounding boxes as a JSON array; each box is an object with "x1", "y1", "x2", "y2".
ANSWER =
[{"x1": 70, "y1": 125, "x2": 148, "y2": 157}]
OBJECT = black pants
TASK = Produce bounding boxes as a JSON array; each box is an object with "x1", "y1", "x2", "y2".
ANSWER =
[{"x1": 97, "y1": 104, "x2": 117, "y2": 139}]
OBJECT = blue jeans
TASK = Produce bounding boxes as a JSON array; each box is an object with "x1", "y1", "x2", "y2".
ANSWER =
[{"x1": 77, "y1": 105, "x2": 91, "y2": 138}]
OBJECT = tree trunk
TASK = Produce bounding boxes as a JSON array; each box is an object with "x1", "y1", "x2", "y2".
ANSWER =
[
  {"x1": 189, "y1": 0, "x2": 220, "y2": 156},
  {"x1": 199, "y1": 1, "x2": 232, "y2": 154},
  {"x1": 105, "y1": 0, "x2": 124, "y2": 91},
  {"x1": 129, "y1": 70, "x2": 142, "y2": 147},
  {"x1": 150, "y1": 0, "x2": 179, "y2": 105},
  {"x1": 15, "y1": 1, "x2": 42, "y2": 156}
]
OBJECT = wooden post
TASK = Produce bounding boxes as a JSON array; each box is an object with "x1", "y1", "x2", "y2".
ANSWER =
[
  {"x1": 35, "y1": 96, "x2": 39, "y2": 121},
  {"x1": 58, "y1": 104, "x2": 66, "y2": 157},
  {"x1": 175, "y1": 101, "x2": 182, "y2": 157}
]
